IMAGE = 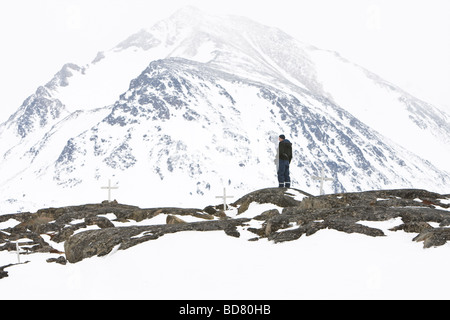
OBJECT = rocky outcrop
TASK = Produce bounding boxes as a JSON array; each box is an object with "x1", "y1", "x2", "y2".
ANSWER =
[
  {"x1": 1, "y1": 188, "x2": 449, "y2": 277},
  {"x1": 232, "y1": 187, "x2": 312, "y2": 214},
  {"x1": 64, "y1": 218, "x2": 250, "y2": 263},
  {"x1": 254, "y1": 189, "x2": 450, "y2": 246},
  {"x1": 0, "y1": 264, "x2": 11, "y2": 279}
]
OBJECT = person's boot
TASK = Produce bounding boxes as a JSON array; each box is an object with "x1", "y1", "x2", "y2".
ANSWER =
[
  {"x1": 285, "y1": 182, "x2": 290, "y2": 188},
  {"x1": 278, "y1": 183, "x2": 284, "y2": 188}
]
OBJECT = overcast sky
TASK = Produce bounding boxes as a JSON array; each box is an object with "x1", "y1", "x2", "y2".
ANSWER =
[{"x1": 1, "y1": 0, "x2": 449, "y2": 123}]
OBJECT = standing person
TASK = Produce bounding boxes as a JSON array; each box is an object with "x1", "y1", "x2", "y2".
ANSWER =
[{"x1": 277, "y1": 134, "x2": 292, "y2": 188}]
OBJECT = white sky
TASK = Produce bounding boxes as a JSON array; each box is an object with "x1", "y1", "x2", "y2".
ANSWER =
[{"x1": 0, "y1": 0, "x2": 449, "y2": 123}]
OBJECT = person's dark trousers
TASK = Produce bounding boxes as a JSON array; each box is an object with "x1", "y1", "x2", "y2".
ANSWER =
[{"x1": 278, "y1": 159, "x2": 291, "y2": 188}]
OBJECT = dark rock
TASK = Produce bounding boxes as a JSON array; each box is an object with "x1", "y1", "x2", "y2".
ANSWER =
[
  {"x1": 224, "y1": 225, "x2": 241, "y2": 238},
  {"x1": 85, "y1": 216, "x2": 115, "y2": 228},
  {"x1": 248, "y1": 188, "x2": 450, "y2": 245},
  {"x1": 64, "y1": 218, "x2": 250, "y2": 263},
  {"x1": 0, "y1": 262, "x2": 30, "y2": 279},
  {"x1": 46, "y1": 256, "x2": 67, "y2": 265},
  {"x1": 390, "y1": 222, "x2": 433, "y2": 233},
  {"x1": 203, "y1": 205, "x2": 217, "y2": 215},
  {"x1": 1, "y1": 187, "x2": 450, "y2": 271},
  {"x1": 232, "y1": 187, "x2": 312, "y2": 214},
  {"x1": 413, "y1": 228, "x2": 450, "y2": 248},
  {"x1": 0, "y1": 265, "x2": 10, "y2": 279},
  {"x1": 253, "y1": 209, "x2": 280, "y2": 221},
  {"x1": 166, "y1": 215, "x2": 186, "y2": 224}
]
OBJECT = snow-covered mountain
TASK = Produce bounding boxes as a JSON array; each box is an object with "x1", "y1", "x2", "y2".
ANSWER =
[{"x1": 0, "y1": 6, "x2": 449, "y2": 213}]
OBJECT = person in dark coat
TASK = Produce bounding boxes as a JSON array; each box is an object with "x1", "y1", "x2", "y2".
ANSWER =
[{"x1": 277, "y1": 134, "x2": 292, "y2": 188}]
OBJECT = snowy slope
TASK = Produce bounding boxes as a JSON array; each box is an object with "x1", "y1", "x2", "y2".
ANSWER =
[
  {"x1": 1, "y1": 6, "x2": 450, "y2": 302},
  {"x1": 310, "y1": 49, "x2": 450, "y2": 171},
  {"x1": 53, "y1": 57, "x2": 450, "y2": 194},
  {"x1": 0, "y1": 6, "x2": 449, "y2": 214},
  {"x1": 2, "y1": 199, "x2": 450, "y2": 300}
]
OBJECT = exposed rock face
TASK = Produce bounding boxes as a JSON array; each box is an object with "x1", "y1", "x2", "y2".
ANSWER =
[
  {"x1": 258, "y1": 189, "x2": 450, "y2": 247},
  {"x1": 0, "y1": 265, "x2": 11, "y2": 279},
  {"x1": 1, "y1": 188, "x2": 449, "y2": 276},
  {"x1": 232, "y1": 188, "x2": 312, "y2": 214},
  {"x1": 64, "y1": 218, "x2": 250, "y2": 263}
]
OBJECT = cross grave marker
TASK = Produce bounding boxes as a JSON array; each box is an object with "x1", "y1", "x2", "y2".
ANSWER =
[
  {"x1": 311, "y1": 168, "x2": 333, "y2": 195},
  {"x1": 215, "y1": 187, "x2": 234, "y2": 211},
  {"x1": 101, "y1": 179, "x2": 119, "y2": 202}
]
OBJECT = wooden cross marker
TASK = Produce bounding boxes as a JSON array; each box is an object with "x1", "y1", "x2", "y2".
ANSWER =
[
  {"x1": 101, "y1": 179, "x2": 119, "y2": 202},
  {"x1": 311, "y1": 168, "x2": 333, "y2": 195},
  {"x1": 216, "y1": 187, "x2": 234, "y2": 211},
  {"x1": 16, "y1": 242, "x2": 20, "y2": 264}
]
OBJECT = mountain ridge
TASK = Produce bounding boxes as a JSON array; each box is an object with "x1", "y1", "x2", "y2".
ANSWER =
[
  {"x1": 0, "y1": 7, "x2": 449, "y2": 213},
  {"x1": 0, "y1": 187, "x2": 449, "y2": 272}
]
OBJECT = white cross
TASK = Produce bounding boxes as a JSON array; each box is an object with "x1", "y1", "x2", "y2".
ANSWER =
[
  {"x1": 11, "y1": 241, "x2": 24, "y2": 264},
  {"x1": 215, "y1": 187, "x2": 234, "y2": 211},
  {"x1": 16, "y1": 242, "x2": 20, "y2": 264},
  {"x1": 311, "y1": 168, "x2": 333, "y2": 195},
  {"x1": 101, "y1": 179, "x2": 119, "y2": 202}
]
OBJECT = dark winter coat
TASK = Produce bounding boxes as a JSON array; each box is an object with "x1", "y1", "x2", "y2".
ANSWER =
[{"x1": 279, "y1": 139, "x2": 292, "y2": 163}]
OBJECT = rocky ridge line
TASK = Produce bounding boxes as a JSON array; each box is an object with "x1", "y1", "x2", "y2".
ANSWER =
[{"x1": 1, "y1": 188, "x2": 449, "y2": 279}]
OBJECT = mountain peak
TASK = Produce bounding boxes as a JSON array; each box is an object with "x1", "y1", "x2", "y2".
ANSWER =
[
  {"x1": 7, "y1": 86, "x2": 68, "y2": 138},
  {"x1": 115, "y1": 29, "x2": 160, "y2": 51},
  {"x1": 1, "y1": 7, "x2": 449, "y2": 215},
  {"x1": 46, "y1": 63, "x2": 83, "y2": 90},
  {"x1": 170, "y1": 5, "x2": 204, "y2": 18}
]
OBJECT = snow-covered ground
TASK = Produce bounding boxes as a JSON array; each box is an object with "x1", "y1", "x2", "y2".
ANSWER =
[
  {"x1": 1, "y1": 7, "x2": 450, "y2": 301},
  {"x1": 2, "y1": 201, "x2": 450, "y2": 300}
]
